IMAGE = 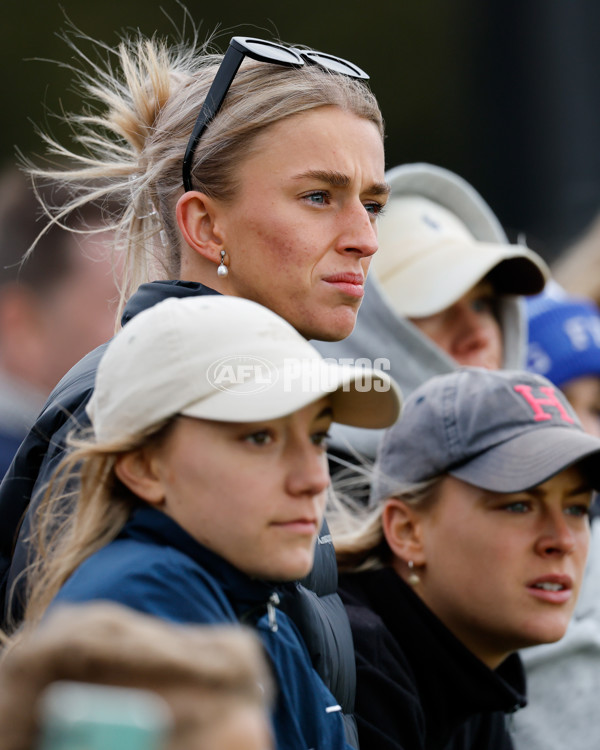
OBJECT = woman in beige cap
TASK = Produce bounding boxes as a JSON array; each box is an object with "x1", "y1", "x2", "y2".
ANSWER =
[{"x1": 13, "y1": 295, "x2": 400, "y2": 750}]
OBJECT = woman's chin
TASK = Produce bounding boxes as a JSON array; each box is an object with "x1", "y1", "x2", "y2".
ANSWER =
[{"x1": 257, "y1": 553, "x2": 315, "y2": 583}]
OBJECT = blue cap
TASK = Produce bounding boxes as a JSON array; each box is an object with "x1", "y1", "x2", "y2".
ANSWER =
[{"x1": 526, "y1": 286, "x2": 600, "y2": 388}]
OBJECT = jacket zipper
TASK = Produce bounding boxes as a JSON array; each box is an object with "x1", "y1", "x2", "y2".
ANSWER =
[{"x1": 267, "y1": 592, "x2": 280, "y2": 632}]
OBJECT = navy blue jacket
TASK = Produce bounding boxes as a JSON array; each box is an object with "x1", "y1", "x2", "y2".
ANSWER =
[
  {"x1": 51, "y1": 505, "x2": 352, "y2": 750},
  {"x1": 0, "y1": 279, "x2": 358, "y2": 745}
]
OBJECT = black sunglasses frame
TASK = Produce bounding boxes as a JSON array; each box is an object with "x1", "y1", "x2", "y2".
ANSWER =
[{"x1": 182, "y1": 36, "x2": 369, "y2": 192}]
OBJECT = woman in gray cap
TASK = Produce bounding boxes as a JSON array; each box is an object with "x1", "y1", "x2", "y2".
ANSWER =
[{"x1": 334, "y1": 367, "x2": 600, "y2": 750}]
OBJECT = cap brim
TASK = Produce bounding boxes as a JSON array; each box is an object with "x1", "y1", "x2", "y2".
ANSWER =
[
  {"x1": 181, "y1": 362, "x2": 402, "y2": 429},
  {"x1": 378, "y1": 241, "x2": 549, "y2": 318},
  {"x1": 449, "y1": 425, "x2": 600, "y2": 492}
]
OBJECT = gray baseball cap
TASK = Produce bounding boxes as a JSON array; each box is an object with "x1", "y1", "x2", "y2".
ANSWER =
[{"x1": 371, "y1": 367, "x2": 600, "y2": 504}]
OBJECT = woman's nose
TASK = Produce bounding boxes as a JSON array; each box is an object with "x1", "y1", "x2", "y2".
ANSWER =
[
  {"x1": 286, "y1": 444, "x2": 331, "y2": 497},
  {"x1": 534, "y1": 512, "x2": 577, "y2": 557},
  {"x1": 336, "y1": 203, "x2": 379, "y2": 258}
]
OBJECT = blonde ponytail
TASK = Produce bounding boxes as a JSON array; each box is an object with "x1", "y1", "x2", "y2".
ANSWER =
[{"x1": 17, "y1": 417, "x2": 174, "y2": 630}]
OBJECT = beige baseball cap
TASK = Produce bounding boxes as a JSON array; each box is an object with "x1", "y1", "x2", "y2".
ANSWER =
[
  {"x1": 87, "y1": 296, "x2": 402, "y2": 443},
  {"x1": 372, "y1": 194, "x2": 550, "y2": 319}
]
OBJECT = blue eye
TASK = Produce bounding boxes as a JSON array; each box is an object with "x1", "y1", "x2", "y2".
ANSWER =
[
  {"x1": 565, "y1": 504, "x2": 591, "y2": 518},
  {"x1": 365, "y1": 202, "x2": 385, "y2": 217},
  {"x1": 244, "y1": 430, "x2": 273, "y2": 446},
  {"x1": 311, "y1": 431, "x2": 331, "y2": 449},
  {"x1": 305, "y1": 191, "x2": 328, "y2": 205},
  {"x1": 503, "y1": 501, "x2": 530, "y2": 513}
]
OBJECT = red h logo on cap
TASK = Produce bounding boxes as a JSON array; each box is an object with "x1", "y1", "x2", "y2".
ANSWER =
[{"x1": 513, "y1": 385, "x2": 574, "y2": 424}]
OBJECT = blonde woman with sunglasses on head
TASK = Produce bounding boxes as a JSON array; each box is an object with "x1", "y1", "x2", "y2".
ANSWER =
[{"x1": 0, "y1": 26, "x2": 388, "y2": 745}]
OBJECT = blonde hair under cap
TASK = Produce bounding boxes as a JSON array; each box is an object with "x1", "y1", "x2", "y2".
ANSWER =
[
  {"x1": 371, "y1": 163, "x2": 549, "y2": 319},
  {"x1": 87, "y1": 296, "x2": 402, "y2": 443}
]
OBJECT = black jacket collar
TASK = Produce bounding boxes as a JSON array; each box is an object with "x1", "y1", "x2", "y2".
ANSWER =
[
  {"x1": 121, "y1": 280, "x2": 219, "y2": 326},
  {"x1": 340, "y1": 567, "x2": 526, "y2": 748}
]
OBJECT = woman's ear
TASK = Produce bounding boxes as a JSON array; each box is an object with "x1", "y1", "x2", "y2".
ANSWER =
[
  {"x1": 382, "y1": 499, "x2": 426, "y2": 566},
  {"x1": 114, "y1": 449, "x2": 165, "y2": 506},
  {"x1": 175, "y1": 190, "x2": 225, "y2": 265}
]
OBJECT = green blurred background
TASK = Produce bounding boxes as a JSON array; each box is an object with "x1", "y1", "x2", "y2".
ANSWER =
[{"x1": 3, "y1": 0, "x2": 600, "y2": 262}]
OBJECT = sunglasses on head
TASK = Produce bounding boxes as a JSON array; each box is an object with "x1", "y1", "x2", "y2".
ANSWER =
[{"x1": 182, "y1": 36, "x2": 369, "y2": 192}]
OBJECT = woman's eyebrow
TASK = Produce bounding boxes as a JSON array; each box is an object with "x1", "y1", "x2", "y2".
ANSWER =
[
  {"x1": 292, "y1": 169, "x2": 390, "y2": 197},
  {"x1": 316, "y1": 406, "x2": 334, "y2": 420},
  {"x1": 567, "y1": 483, "x2": 594, "y2": 498}
]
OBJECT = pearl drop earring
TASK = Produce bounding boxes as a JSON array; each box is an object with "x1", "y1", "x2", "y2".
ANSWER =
[
  {"x1": 217, "y1": 250, "x2": 228, "y2": 278},
  {"x1": 407, "y1": 561, "x2": 420, "y2": 586}
]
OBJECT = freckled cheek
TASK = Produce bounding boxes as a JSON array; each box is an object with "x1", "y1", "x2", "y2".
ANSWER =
[
  {"x1": 248, "y1": 211, "x2": 327, "y2": 261},
  {"x1": 247, "y1": 224, "x2": 316, "y2": 272}
]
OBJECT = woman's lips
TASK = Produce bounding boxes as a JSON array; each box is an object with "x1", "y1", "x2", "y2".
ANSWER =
[
  {"x1": 272, "y1": 519, "x2": 319, "y2": 535},
  {"x1": 323, "y1": 273, "x2": 365, "y2": 298},
  {"x1": 526, "y1": 574, "x2": 573, "y2": 604}
]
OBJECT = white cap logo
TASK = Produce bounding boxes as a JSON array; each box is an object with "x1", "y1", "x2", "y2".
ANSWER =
[{"x1": 207, "y1": 355, "x2": 278, "y2": 394}]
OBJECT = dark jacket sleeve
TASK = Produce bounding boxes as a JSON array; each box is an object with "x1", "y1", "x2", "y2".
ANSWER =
[{"x1": 344, "y1": 602, "x2": 425, "y2": 750}]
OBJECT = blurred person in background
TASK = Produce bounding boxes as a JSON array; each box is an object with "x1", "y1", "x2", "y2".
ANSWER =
[
  {"x1": 508, "y1": 282, "x2": 600, "y2": 750},
  {"x1": 0, "y1": 602, "x2": 274, "y2": 750},
  {"x1": 314, "y1": 162, "x2": 549, "y2": 487},
  {"x1": 526, "y1": 280, "x2": 600, "y2": 436},
  {"x1": 0, "y1": 168, "x2": 118, "y2": 476}
]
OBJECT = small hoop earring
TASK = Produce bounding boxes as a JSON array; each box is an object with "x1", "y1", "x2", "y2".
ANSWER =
[
  {"x1": 407, "y1": 560, "x2": 420, "y2": 587},
  {"x1": 217, "y1": 249, "x2": 228, "y2": 278}
]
